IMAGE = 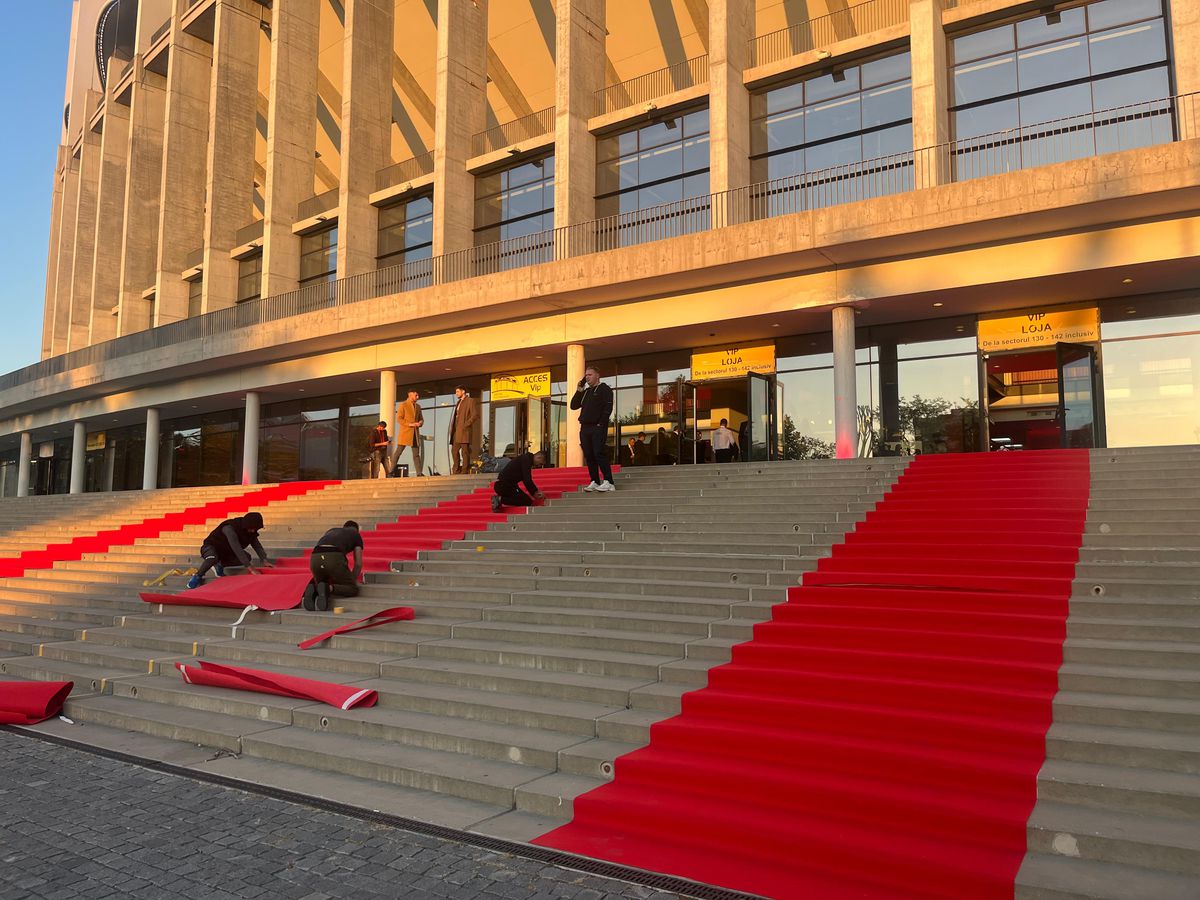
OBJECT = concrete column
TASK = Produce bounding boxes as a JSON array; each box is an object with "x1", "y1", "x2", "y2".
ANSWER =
[
  {"x1": 117, "y1": 65, "x2": 167, "y2": 336},
  {"x1": 202, "y1": 0, "x2": 262, "y2": 313},
  {"x1": 432, "y1": 0, "x2": 488, "y2": 257},
  {"x1": 379, "y1": 370, "x2": 397, "y2": 464},
  {"x1": 553, "y1": 0, "x2": 605, "y2": 227},
  {"x1": 337, "y1": 0, "x2": 394, "y2": 277},
  {"x1": 89, "y1": 73, "x2": 132, "y2": 346},
  {"x1": 242, "y1": 392, "x2": 261, "y2": 485},
  {"x1": 143, "y1": 407, "x2": 160, "y2": 490},
  {"x1": 832, "y1": 306, "x2": 858, "y2": 460},
  {"x1": 708, "y1": 0, "x2": 751, "y2": 196},
  {"x1": 1172, "y1": 0, "x2": 1200, "y2": 105},
  {"x1": 50, "y1": 154, "x2": 81, "y2": 356},
  {"x1": 155, "y1": 0, "x2": 213, "y2": 325},
  {"x1": 262, "y1": 0, "x2": 319, "y2": 296},
  {"x1": 70, "y1": 422, "x2": 87, "y2": 494},
  {"x1": 16, "y1": 433, "x2": 33, "y2": 498},
  {"x1": 42, "y1": 147, "x2": 67, "y2": 359},
  {"x1": 67, "y1": 91, "x2": 105, "y2": 352},
  {"x1": 910, "y1": 0, "x2": 950, "y2": 188},
  {"x1": 566, "y1": 343, "x2": 585, "y2": 468}
]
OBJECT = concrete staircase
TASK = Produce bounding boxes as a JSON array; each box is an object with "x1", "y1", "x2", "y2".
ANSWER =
[
  {"x1": 1017, "y1": 447, "x2": 1200, "y2": 900},
  {"x1": 0, "y1": 459, "x2": 904, "y2": 838}
]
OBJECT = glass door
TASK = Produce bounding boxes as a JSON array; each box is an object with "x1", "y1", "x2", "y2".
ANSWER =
[
  {"x1": 1056, "y1": 342, "x2": 1102, "y2": 448},
  {"x1": 489, "y1": 401, "x2": 527, "y2": 458},
  {"x1": 746, "y1": 372, "x2": 777, "y2": 461}
]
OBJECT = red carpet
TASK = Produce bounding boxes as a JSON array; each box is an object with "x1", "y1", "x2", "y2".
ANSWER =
[
  {"x1": 175, "y1": 661, "x2": 378, "y2": 710},
  {"x1": 535, "y1": 450, "x2": 1091, "y2": 899},
  {"x1": 140, "y1": 571, "x2": 315, "y2": 610},
  {"x1": 276, "y1": 468, "x2": 605, "y2": 572},
  {"x1": 0, "y1": 680, "x2": 74, "y2": 724}
]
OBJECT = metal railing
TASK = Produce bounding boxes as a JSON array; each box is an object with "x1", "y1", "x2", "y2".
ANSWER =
[
  {"x1": 594, "y1": 55, "x2": 709, "y2": 117},
  {"x1": 4, "y1": 93, "x2": 1195, "y2": 395},
  {"x1": 375, "y1": 152, "x2": 434, "y2": 191},
  {"x1": 235, "y1": 219, "x2": 264, "y2": 247},
  {"x1": 471, "y1": 106, "x2": 555, "y2": 157},
  {"x1": 751, "y1": 0, "x2": 910, "y2": 67},
  {"x1": 297, "y1": 188, "x2": 339, "y2": 220},
  {"x1": 149, "y1": 17, "x2": 171, "y2": 44}
]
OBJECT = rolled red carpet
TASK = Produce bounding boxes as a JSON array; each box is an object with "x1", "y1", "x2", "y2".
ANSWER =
[
  {"x1": 0, "y1": 680, "x2": 74, "y2": 725},
  {"x1": 175, "y1": 661, "x2": 377, "y2": 710}
]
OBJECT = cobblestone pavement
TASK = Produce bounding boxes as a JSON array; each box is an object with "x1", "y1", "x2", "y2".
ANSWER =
[{"x1": 0, "y1": 731, "x2": 683, "y2": 900}]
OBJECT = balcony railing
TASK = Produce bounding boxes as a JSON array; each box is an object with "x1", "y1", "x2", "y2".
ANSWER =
[
  {"x1": 3, "y1": 93, "x2": 1195, "y2": 394},
  {"x1": 297, "y1": 188, "x2": 339, "y2": 221},
  {"x1": 751, "y1": 0, "x2": 910, "y2": 68},
  {"x1": 375, "y1": 151, "x2": 434, "y2": 192},
  {"x1": 471, "y1": 106, "x2": 555, "y2": 157},
  {"x1": 594, "y1": 55, "x2": 709, "y2": 117},
  {"x1": 150, "y1": 17, "x2": 171, "y2": 44}
]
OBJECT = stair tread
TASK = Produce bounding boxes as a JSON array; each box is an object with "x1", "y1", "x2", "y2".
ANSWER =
[
  {"x1": 381, "y1": 656, "x2": 656, "y2": 691},
  {"x1": 1048, "y1": 722, "x2": 1200, "y2": 753},
  {"x1": 425, "y1": 637, "x2": 682, "y2": 666},
  {"x1": 1057, "y1": 691, "x2": 1200, "y2": 714},
  {"x1": 1030, "y1": 800, "x2": 1200, "y2": 848},
  {"x1": 1041, "y1": 758, "x2": 1200, "y2": 797},
  {"x1": 1017, "y1": 852, "x2": 1200, "y2": 900}
]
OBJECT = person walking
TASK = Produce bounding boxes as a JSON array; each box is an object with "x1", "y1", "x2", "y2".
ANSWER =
[
  {"x1": 303, "y1": 520, "x2": 365, "y2": 611},
  {"x1": 712, "y1": 418, "x2": 737, "y2": 463},
  {"x1": 187, "y1": 512, "x2": 272, "y2": 589},
  {"x1": 570, "y1": 366, "x2": 615, "y2": 492},
  {"x1": 491, "y1": 451, "x2": 548, "y2": 512},
  {"x1": 367, "y1": 420, "x2": 391, "y2": 479},
  {"x1": 448, "y1": 386, "x2": 481, "y2": 475},
  {"x1": 392, "y1": 390, "x2": 424, "y2": 476}
]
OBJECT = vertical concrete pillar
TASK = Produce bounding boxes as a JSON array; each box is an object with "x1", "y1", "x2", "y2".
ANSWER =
[
  {"x1": 432, "y1": 0, "x2": 488, "y2": 257},
  {"x1": 379, "y1": 370, "x2": 397, "y2": 462},
  {"x1": 143, "y1": 407, "x2": 160, "y2": 490},
  {"x1": 155, "y1": 0, "x2": 213, "y2": 325},
  {"x1": 50, "y1": 154, "x2": 81, "y2": 356},
  {"x1": 16, "y1": 433, "x2": 33, "y2": 498},
  {"x1": 832, "y1": 306, "x2": 858, "y2": 459},
  {"x1": 554, "y1": 0, "x2": 605, "y2": 228},
  {"x1": 42, "y1": 147, "x2": 67, "y2": 359},
  {"x1": 1171, "y1": 1, "x2": 1200, "y2": 111},
  {"x1": 242, "y1": 392, "x2": 261, "y2": 485},
  {"x1": 566, "y1": 343, "x2": 585, "y2": 468},
  {"x1": 67, "y1": 91, "x2": 105, "y2": 352},
  {"x1": 262, "y1": 0, "x2": 319, "y2": 296},
  {"x1": 708, "y1": 0, "x2": 751, "y2": 196},
  {"x1": 202, "y1": 0, "x2": 262, "y2": 313},
  {"x1": 90, "y1": 74, "x2": 131, "y2": 346},
  {"x1": 117, "y1": 65, "x2": 167, "y2": 336},
  {"x1": 910, "y1": 0, "x2": 950, "y2": 188},
  {"x1": 338, "y1": 0, "x2": 394, "y2": 277},
  {"x1": 70, "y1": 422, "x2": 87, "y2": 494}
]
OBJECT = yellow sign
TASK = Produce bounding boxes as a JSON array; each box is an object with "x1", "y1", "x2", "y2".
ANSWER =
[
  {"x1": 977, "y1": 307, "x2": 1099, "y2": 353},
  {"x1": 490, "y1": 370, "x2": 551, "y2": 401},
  {"x1": 691, "y1": 342, "x2": 776, "y2": 381},
  {"x1": 85, "y1": 432, "x2": 106, "y2": 452}
]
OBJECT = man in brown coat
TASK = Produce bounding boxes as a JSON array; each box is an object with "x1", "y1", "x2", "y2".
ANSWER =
[
  {"x1": 449, "y1": 386, "x2": 480, "y2": 474},
  {"x1": 391, "y1": 390, "x2": 425, "y2": 476}
]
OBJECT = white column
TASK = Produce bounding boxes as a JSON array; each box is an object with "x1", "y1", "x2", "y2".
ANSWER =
[
  {"x1": 832, "y1": 307, "x2": 858, "y2": 459},
  {"x1": 143, "y1": 407, "x2": 160, "y2": 490},
  {"x1": 16, "y1": 433, "x2": 33, "y2": 497},
  {"x1": 379, "y1": 370, "x2": 397, "y2": 461},
  {"x1": 242, "y1": 392, "x2": 261, "y2": 485},
  {"x1": 566, "y1": 343, "x2": 585, "y2": 468},
  {"x1": 70, "y1": 421, "x2": 87, "y2": 494}
]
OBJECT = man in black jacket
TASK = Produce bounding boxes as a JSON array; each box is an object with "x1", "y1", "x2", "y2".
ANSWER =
[
  {"x1": 304, "y1": 520, "x2": 365, "y2": 611},
  {"x1": 187, "y1": 512, "x2": 272, "y2": 589},
  {"x1": 570, "y1": 366, "x2": 615, "y2": 492},
  {"x1": 491, "y1": 451, "x2": 548, "y2": 512}
]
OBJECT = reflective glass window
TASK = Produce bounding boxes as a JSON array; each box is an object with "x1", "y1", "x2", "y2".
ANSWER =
[{"x1": 474, "y1": 155, "x2": 554, "y2": 248}]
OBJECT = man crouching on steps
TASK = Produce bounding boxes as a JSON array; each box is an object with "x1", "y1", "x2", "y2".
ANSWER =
[
  {"x1": 304, "y1": 521, "x2": 365, "y2": 611},
  {"x1": 188, "y1": 512, "x2": 272, "y2": 589},
  {"x1": 492, "y1": 451, "x2": 548, "y2": 512}
]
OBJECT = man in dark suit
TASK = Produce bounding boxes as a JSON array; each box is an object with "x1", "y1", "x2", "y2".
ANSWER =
[{"x1": 449, "y1": 386, "x2": 480, "y2": 475}]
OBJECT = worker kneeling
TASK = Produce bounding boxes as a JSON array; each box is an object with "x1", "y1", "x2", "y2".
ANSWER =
[
  {"x1": 188, "y1": 512, "x2": 272, "y2": 589},
  {"x1": 491, "y1": 451, "x2": 548, "y2": 513},
  {"x1": 304, "y1": 520, "x2": 365, "y2": 612}
]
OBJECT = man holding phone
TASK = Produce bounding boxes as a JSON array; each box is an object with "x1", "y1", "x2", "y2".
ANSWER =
[{"x1": 570, "y1": 366, "x2": 615, "y2": 492}]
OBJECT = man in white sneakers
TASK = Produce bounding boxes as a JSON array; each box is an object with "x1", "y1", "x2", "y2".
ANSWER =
[{"x1": 570, "y1": 365, "x2": 616, "y2": 493}]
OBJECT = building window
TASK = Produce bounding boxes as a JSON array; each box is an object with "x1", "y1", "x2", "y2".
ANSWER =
[
  {"x1": 950, "y1": 0, "x2": 1171, "y2": 173},
  {"x1": 299, "y1": 226, "x2": 338, "y2": 287},
  {"x1": 377, "y1": 193, "x2": 433, "y2": 267},
  {"x1": 237, "y1": 254, "x2": 262, "y2": 303},
  {"x1": 474, "y1": 156, "x2": 555, "y2": 246},
  {"x1": 596, "y1": 108, "x2": 710, "y2": 219},
  {"x1": 750, "y1": 50, "x2": 913, "y2": 194},
  {"x1": 187, "y1": 277, "x2": 202, "y2": 317}
]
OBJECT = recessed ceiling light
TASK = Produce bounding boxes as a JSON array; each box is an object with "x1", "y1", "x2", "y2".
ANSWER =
[
  {"x1": 298, "y1": 388, "x2": 305, "y2": 392},
  {"x1": 1126, "y1": 308, "x2": 1137, "y2": 315},
  {"x1": 646, "y1": 340, "x2": 655, "y2": 344},
  {"x1": 534, "y1": 355, "x2": 543, "y2": 359},
  {"x1": 1122, "y1": 278, "x2": 1134, "y2": 284},
  {"x1": 955, "y1": 326, "x2": 965, "y2": 332},
  {"x1": 771, "y1": 323, "x2": 780, "y2": 328},
  {"x1": 444, "y1": 367, "x2": 452, "y2": 371},
  {"x1": 933, "y1": 302, "x2": 944, "y2": 308}
]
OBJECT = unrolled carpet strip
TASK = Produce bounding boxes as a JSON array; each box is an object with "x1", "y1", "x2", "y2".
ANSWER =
[
  {"x1": 297, "y1": 606, "x2": 416, "y2": 650},
  {"x1": 175, "y1": 661, "x2": 377, "y2": 710},
  {"x1": 0, "y1": 680, "x2": 74, "y2": 725},
  {"x1": 536, "y1": 450, "x2": 1091, "y2": 899},
  {"x1": 140, "y1": 571, "x2": 313, "y2": 611}
]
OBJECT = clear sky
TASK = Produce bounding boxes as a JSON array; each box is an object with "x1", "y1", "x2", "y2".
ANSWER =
[{"x1": 0, "y1": 3, "x2": 75, "y2": 371}]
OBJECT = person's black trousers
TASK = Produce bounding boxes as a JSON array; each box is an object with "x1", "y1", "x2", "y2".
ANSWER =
[
  {"x1": 715, "y1": 448, "x2": 735, "y2": 463},
  {"x1": 309, "y1": 551, "x2": 359, "y2": 597},
  {"x1": 493, "y1": 482, "x2": 535, "y2": 506},
  {"x1": 580, "y1": 424, "x2": 613, "y2": 484}
]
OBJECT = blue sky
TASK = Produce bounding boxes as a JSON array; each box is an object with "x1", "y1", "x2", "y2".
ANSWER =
[{"x1": 1, "y1": 4, "x2": 74, "y2": 371}]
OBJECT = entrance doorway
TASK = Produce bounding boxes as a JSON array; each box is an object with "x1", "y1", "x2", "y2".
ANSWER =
[
  {"x1": 982, "y1": 342, "x2": 1104, "y2": 450},
  {"x1": 489, "y1": 398, "x2": 552, "y2": 459},
  {"x1": 677, "y1": 373, "x2": 778, "y2": 463}
]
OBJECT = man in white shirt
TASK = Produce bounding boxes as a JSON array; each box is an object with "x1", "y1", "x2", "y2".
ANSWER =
[{"x1": 712, "y1": 418, "x2": 737, "y2": 464}]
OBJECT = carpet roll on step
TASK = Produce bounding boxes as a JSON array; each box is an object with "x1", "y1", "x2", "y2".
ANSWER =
[
  {"x1": 0, "y1": 680, "x2": 74, "y2": 725},
  {"x1": 175, "y1": 661, "x2": 377, "y2": 710}
]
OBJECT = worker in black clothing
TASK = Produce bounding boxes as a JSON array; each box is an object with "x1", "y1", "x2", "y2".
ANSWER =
[
  {"x1": 570, "y1": 365, "x2": 616, "y2": 492},
  {"x1": 491, "y1": 451, "x2": 548, "y2": 512},
  {"x1": 187, "y1": 512, "x2": 272, "y2": 589},
  {"x1": 303, "y1": 520, "x2": 365, "y2": 611}
]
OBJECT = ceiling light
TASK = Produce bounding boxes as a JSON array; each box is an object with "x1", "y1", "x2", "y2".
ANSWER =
[
  {"x1": 955, "y1": 326, "x2": 965, "y2": 332},
  {"x1": 646, "y1": 340, "x2": 655, "y2": 344},
  {"x1": 1122, "y1": 278, "x2": 1133, "y2": 284},
  {"x1": 444, "y1": 367, "x2": 452, "y2": 371},
  {"x1": 771, "y1": 323, "x2": 780, "y2": 328},
  {"x1": 933, "y1": 302, "x2": 944, "y2": 308},
  {"x1": 534, "y1": 355, "x2": 543, "y2": 359},
  {"x1": 298, "y1": 388, "x2": 305, "y2": 392},
  {"x1": 1126, "y1": 308, "x2": 1137, "y2": 315}
]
